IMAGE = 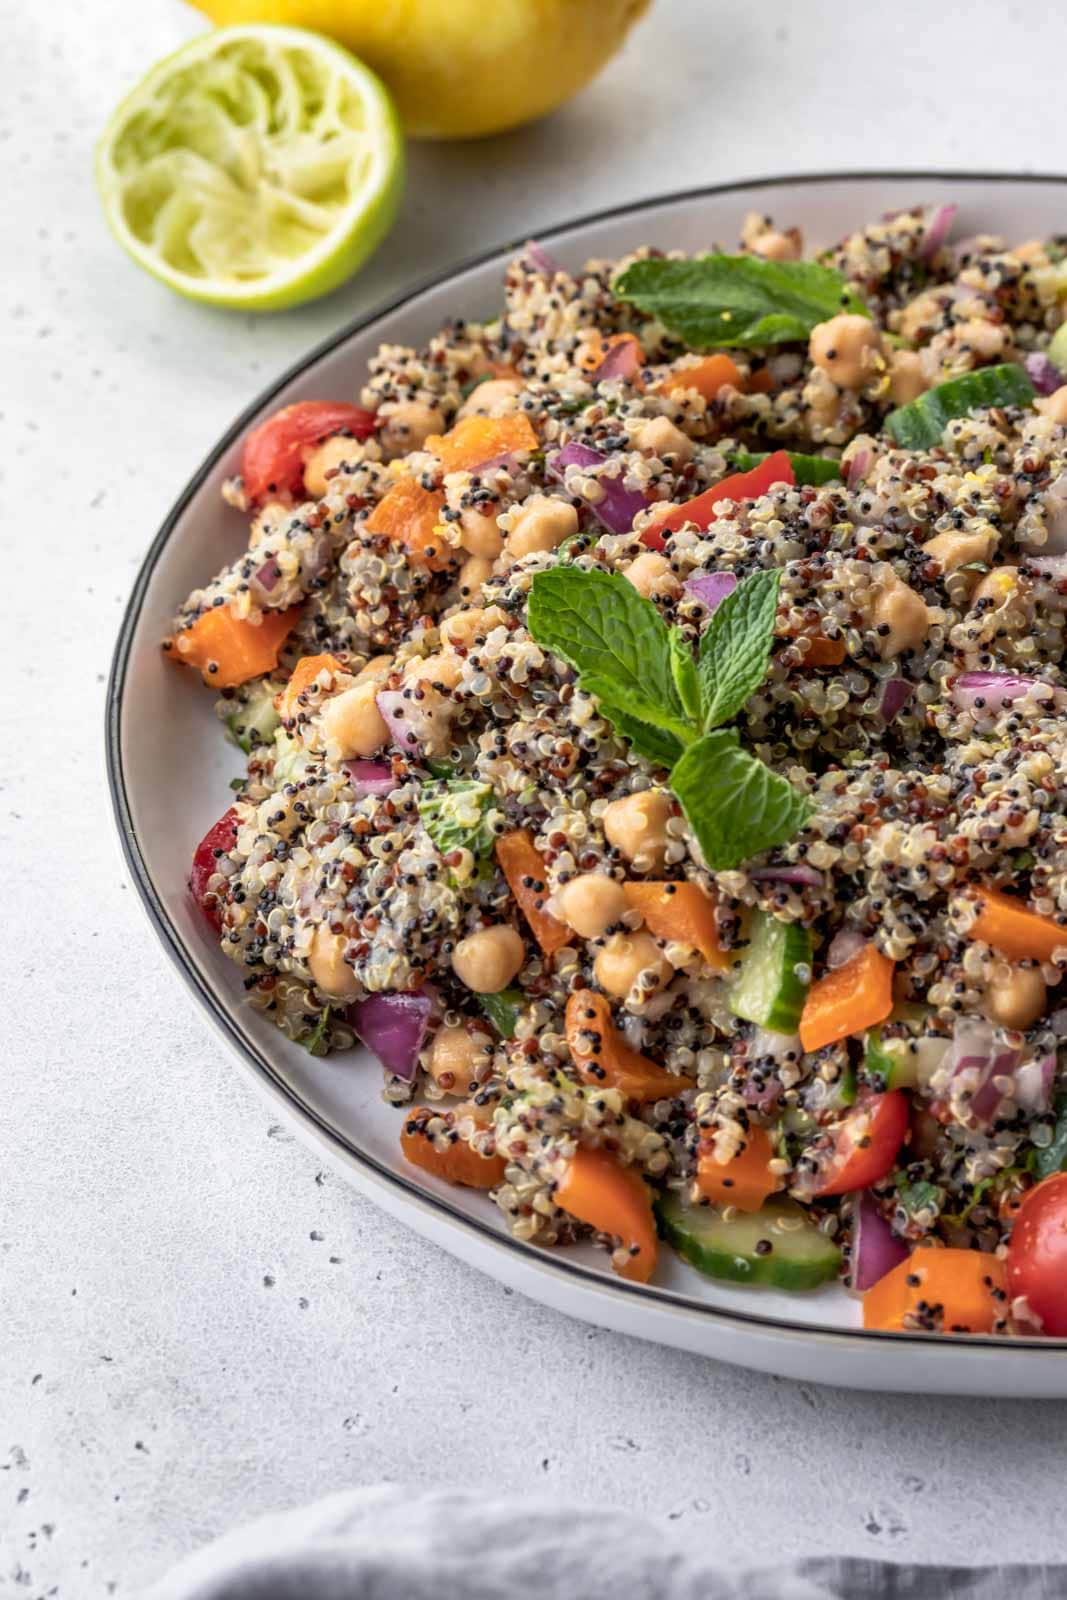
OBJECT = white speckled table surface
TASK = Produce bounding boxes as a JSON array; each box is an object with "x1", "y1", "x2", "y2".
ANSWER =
[{"x1": 5, "y1": 1, "x2": 1067, "y2": 1592}]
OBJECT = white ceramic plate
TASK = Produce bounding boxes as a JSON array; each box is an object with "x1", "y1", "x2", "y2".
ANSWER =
[{"x1": 108, "y1": 172, "x2": 1067, "y2": 1394}]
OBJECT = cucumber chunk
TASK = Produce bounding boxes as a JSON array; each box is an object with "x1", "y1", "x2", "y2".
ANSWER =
[
  {"x1": 728, "y1": 450, "x2": 843, "y2": 487},
  {"x1": 226, "y1": 679, "x2": 281, "y2": 754},
  {"x1": 884, "y1": 363, "x2": 1035, "y2": 449},
  {"x1": 655, "y1": 1191, "x2": 841, "y2": 1290},
  {"x1": 863, "y1": 1026, "x2": 949, "y2": 1091},
  {"x1": 729, "y1": 910, "x2": 811, "y2": 1034}
]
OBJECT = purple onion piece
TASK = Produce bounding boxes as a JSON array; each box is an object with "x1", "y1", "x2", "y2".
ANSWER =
[
  {"x1": 1014, "y1": 1053, "x2": 1056, "y2": 1116},
  {"x1": 1025, "y1": 351, "x2": 1064, "y2": 396},
  {"x1": 591, "y1": 339, "x2": 642, "y2": 384},
  {"x1": 349, "y1": 989, "x2": 439, "y2": 1081},
  {"x1": 852, "y1": 1191, "x2": 909, "y2": 1293},
  {"x1": 524, "y1": 238, "x2": 562, "y2": 277},
  {"x1": 547, "y1": 443, "x2": 647, "y2": 537},
  {"x1": 951, "y1": 671, "x2": 1052, "y2": 713},
  {"x1": 254, "y1": 556, "x2": 281, "y2": 592},
  {"x1": 880, "y1": 678, "x2": 913, "y2": 722},
  {"x1": 826, "y1": 929, "x2": 867, "y2": 970},
  {"x1": 750, "y1": 863, "x2": 824, "y2": 889},
  {"x1": 946, "y1": 1017, "x2": 1021, "y2": 1126},
  {"x1": 1030, "y1": 555, "x2": 1067, "y2": 581},
  {"x1": 342, "y1": 759, "x2": 395, "y2": 799},
  {"x1": 921, "y1": 203, "x2": 957, "y2": 262},
  {"x1": 846, "y1": 448, "x2": 871, "y2": 489},
  {"x1": 684, "y1": 570, "x2": 738, "y2": 613},
  {"x1": 376, "y1": 689, "x2": 431, "y2": 754}
]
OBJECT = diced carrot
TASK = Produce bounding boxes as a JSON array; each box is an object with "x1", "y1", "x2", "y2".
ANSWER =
[
  {"x1": 277, "y1": 652, "x2": 345, "y2": 720},
  {"x1": 495, "y1": 829, "x2": 573, "y2": 957},
  {"x1": 426, "y1": 413, "x2": 539, "y2": 474},
  {"x1": 779, "y1": 627, "x2": 846, "y2": 668},
  {"x1": 697, "y1": 1124, "x2": 780, "y2": 1212},
  {"x1": 799, "y1": 944, "x2": 895, "y2": 1054},
  {"x1": 747, "y1": 367, "x2": 775, "y2": 395},
  {"x1": 364, "y1": 477, "x2": 450, "y2": 570},
  {"x1": 655, "y1": 353, "x2": 743, "y2": 402},
  {"x1": 400, "y1": 1107, "x2": 506, "y2": 1190},
  {"x1": 555, "y1": 1145, "x2": 658, "y2": 1283},
  {"x1": 565, "y1": 991, "x2": 693, "y2": 1104},
  {"x1": 621, "y1": 881, "x2": 731, "y2": 972},
  {"x1": 968, "y1": 887, "x2": 1067, "y2": 964},
  {"x1": 657, "y1": 451, "x2": 796, "y2": 536},
  {"x1": 167, "y1": 604, "x2": 299, "y2": 689},
  {"x1": 863, "y1": 1247, "x2": 1008, "y2": 1334}
]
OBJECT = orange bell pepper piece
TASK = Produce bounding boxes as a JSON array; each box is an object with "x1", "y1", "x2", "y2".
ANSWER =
[
  {"x1": 655, "y1": 353, "x2": 743, "y2": 402},
  {"x1": 400, "y1": 1107, "x2": 506, "y2": 1190},
  {"x1": 277, "y1": 652, "x2": 345, "y2": 720},
  {"x1": 863, "y1": 1247, "x2": 1008, "y2": 1334},
  {"x1": 621, "y1": 881, "x2": 730, "y2": 972},
  {"x1": 968, "y1": 887, "x2": 1067, "y2": 964},
  {"x1": 427, "y1": 413, "x2": 539, "y2": 474},
  {"x1": 365, "y1": 478, "x2": 450, "y2": 570},
  {"x1": 565, "y1": 991, "x2": 693, "y2": 1104},
  {"x1": 555, "y1": 1145, "x2": 657, "y2": 1283},
  {"x1": 799, "y1": 944, "x2": 895, "y2": 1054},
  {"x1": 167, "y1": 604, "x2": 299, "y2": 689},
  {"x1": 495, "y1": 829, "x2": 573, "y2": 957},
  {"x1": 697, "y1": 1124, "x2": 780, "y2": 1212}
]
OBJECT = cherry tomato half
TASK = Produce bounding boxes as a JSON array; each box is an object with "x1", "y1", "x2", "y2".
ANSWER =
[
  {"x1": 812, "y1": 1089, "x2": 910, "y2": 1198},
  {"x1": 190, "y1": 807, "x2": 239, "y2": 931},
  {"x1": 1006, "y1": 1172, "x2": 1067, "y2": 1335},
  {"x1": 241, "y1": 401, "x2": 377, "y2": 504}
]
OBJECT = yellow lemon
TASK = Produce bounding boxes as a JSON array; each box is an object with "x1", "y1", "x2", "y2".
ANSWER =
[{"x1": 186, "y1": 0, "x2": 652, "y2": 139}]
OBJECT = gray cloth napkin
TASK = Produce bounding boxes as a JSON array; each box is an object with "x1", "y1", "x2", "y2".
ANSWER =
[{"x1": 146, "y1": 1485, "x2": 1065, "y2": 1599}]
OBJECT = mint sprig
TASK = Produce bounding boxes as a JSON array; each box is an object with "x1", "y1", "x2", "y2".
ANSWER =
[
  {"x1": 613, "y1": 255, "x2": 869, "y2": 350},
  {"x1": 527, "y1": 565, "x2": 814, "y2": 870}
]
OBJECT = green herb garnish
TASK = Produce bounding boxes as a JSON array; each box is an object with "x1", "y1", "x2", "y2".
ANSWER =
[
  {"x1": 479, "y1": 987, "x2": 525, "y2": 1039},
  {"x1": 727, "y1": 451, "x2": 843, "y2": 487},
  {"x1": 1035, "y1": 1092, "x2": 1067, "y2": 1180},
  {"x1": 528, "y1": 566, "x2": 813, "y2": 870},
  {"x1": 613, "y1": 254, "x2": 869, "y2": 350},
  {"x1": 303, "y1": 1006, "x2": 332, "y2": 1058},
  {"x1": 894, "y1": 1174, "x2": 945, "y2": 1223},
  {"x1": 884, "y1": 363, "x2": 1035, "y2": 450},
  {"x1": 418, "y1": 779, "x2": 500, "y2": 883}
]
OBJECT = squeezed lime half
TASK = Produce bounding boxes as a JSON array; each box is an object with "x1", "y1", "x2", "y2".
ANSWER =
[{"x1": 96, "y1": 25, "x2": 404, "y2": 311}]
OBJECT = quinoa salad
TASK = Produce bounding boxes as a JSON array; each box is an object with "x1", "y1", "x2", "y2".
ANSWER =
[{"x1": 167, "y1": 204, "x2": 1067, "y2": 1338}]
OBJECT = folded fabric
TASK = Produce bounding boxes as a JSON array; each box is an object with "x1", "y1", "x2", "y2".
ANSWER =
[{"x1": 146, "y1": 1484, "x2": 1065, "y2": 1600}]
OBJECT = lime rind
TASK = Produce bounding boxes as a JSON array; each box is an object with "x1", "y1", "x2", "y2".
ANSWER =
[{"x1": 96, "y1": 25, "x2": 404, "y2": 311}]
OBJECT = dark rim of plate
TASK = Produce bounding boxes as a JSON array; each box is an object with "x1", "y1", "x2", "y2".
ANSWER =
[{"x1": 106, "y1": 170, "x2": 1067, "y2": 1358}]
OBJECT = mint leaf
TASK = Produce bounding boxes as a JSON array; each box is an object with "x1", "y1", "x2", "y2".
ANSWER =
[
  {"x1": 668, "y1": 627, "x2": 702, "y2": 723},
  {"x1": 528, "y1": 567, "x2": 692, "y2": 743},
  {"x1": 587, "y1": 688, "x2": 686, "y2": 767},
  {"x1": 613, "y1": 255, "x2": 869, "y2": 351},
  {"x1": 698, "y1": 569, "x2": 780, "y2": 730},
  {"x1": 479, "y1": 987, "x2": 524, "y2": 1039},
  {"x1": 671, "y1": 729, "x2": 813, "y2": 870}
]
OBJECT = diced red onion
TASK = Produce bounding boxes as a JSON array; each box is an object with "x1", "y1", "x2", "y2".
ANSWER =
[
  {"x1": 880, "y1": 678, "x2": 913, "y2": 722},
  {"x1": 826, "y1": 929, "x2": 867, "y2": 970},
  {"x1": 254, "y1": 556, "x2": 281, "y2": 592},
  {"x1": 342, "y1": 759, "x2": 395, "y2": 799},
  {"x1": 951, "y1": 671, "x2": 1052, "y2": 713},
  {"x1": 349, "y1": 988, "x2": 439, "y2": 1081},
  {"x1": 751, "y1": 864, "x2": 824, "y2": 889},
  {"x1": 524, "y1": 239, "x2": 561, "y2": 277},
  {"x1": 846, "y1": 448, "x2": 871, "y2": 489},
  {"x1": 591, "y1": 339, "x2": 642, "y2": 384},
  {"x1": 851, "y1": 1190, "x2": 909, "y2": 1292},
  {"x1": 1025, "y1": 352, "x2": 1063, "y2": 396},
  {"x1": 547, "y1": 443, "x2": 647, "y2": 537},
  {"x1": 1014, "y1": 1053, "x2": 1056, "y2": 1116},
  {"x1": 1029, "y1": 555, "x2": 1067, "y2": 580},
  {"x1": 751, "y1": 1028, "x2": 802, "y2": 1064},
  {"x1": 1049, "y1": 1007, "x2": 1067, "y2": 1037},
  {"x1": 684, "y1": 571, "x2": 737, "y2": 613},
  {"x1": 376, "y1": 689, "x2": 423, "y2": 753},
  {"x1": 946, "y1": 1017, "x2": 1021, "y2": 1126},
  {"x1": 921, "y1": 203, "x2": 957, "y2": 262}
]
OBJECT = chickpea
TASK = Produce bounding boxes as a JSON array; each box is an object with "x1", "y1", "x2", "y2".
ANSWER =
[
  {"x1": 353, "y1": 653, "x2": 394, "y2": 686},
  {"x1": 457, "y1": 554, "x2": 494, "y2": 599},
  {"x1": 303, "y1": 434, "x2": 360, "y2": 498},
  {"x1": 321, "y1": 680, "x2": 389, "y2": 759},
  {"x1": 986, "y1": 964, "x2": 1047, "y2": 1031},
  {"x1": 622, "y1": 550, "x2": 680, "y2": 600},
  {"x1": 441, "y1": 606, "x2": 507, "y2": 650},
  {"x1": 378, "y1": 399, "x2": 445, "y2": 461},
  {"x1": 888, "y1": 350, "x2": 928, "y2": 406},
  {"x1": 594, "y1": 930, "x2": 674, "y2": 1001},
  {"x1": 556, "y1": 874, "x2": 629, "y2": 939},
  {"x1": 808, "y1": 314, "x2": 884, "y2": 391},
  {"x1": 506, "y1": 495, "x2": 578, "y2": 559},
  {"x1": 602, "y1": 790, "x2": 672, "y2": 873},
  {"x1": 458, "y1": 504, "x2": 505, "y2": 559},
  {"x1": 1038, "y1": 384, "x2": 1067, "y2": 425},
  {"x1": 249, "y1": 499, "x2": 289, "y2": 549},
  {"x1": 870, "y1": 568, "x2": 930, "y2": 659},
  {"x1": 308, "y1": 927, "x2": 359, "y2": 1002},
  {"x1": 428, "y1": 1025, "x2": 490, "y2": 1096},
  {"x1": 404, "y1": 652, "x2": 463, "y2": 691},
  {"x1": 635, "y1": 416, "x2": 694, "y2": 464},
  {"x1": 456, "y1": 378, "x2": 523, "y2": 420},
  {"x1": 452, "y1": 925, "x2": 525, "y2": 993},
  {"x1": 922, "y1": 528, "x2": 997, "y2": 574}
]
